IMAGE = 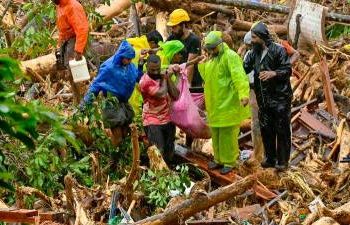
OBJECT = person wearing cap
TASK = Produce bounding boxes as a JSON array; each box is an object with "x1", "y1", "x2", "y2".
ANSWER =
[
  {"x1": 198, "y1": 31, "x2": 250, "y2": 175},
  {"x1": 167, "y1": 9, "x2": 203, "y2": 148},
  {"x1": 243, "y1": 22, "x2": 292, "y2": 171}
]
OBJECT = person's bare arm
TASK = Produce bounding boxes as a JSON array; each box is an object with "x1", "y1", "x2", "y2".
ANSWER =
[
  {"x1": 154, "y1": 78, "x2": 168, "y2": 98},
  {"x1": 186, "y1": 55, "x2": 205, "y2": 67},
  {"x1": 186, "y1": 53, "x2": 199, "y2": 84},
  {"x1": 290, "y1": 49, "x2": 300, "y2": 65},
  {"x1": 166, "y1": 75, "x2": 179, "y2": 100}
]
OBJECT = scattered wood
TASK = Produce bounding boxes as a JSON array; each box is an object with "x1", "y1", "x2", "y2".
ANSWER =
[
  {"x1": 338, "y1": 129, "x2": 350, "y2": 171},
  {"x1": 133, "y1": 175, "x2": 256, "y2": 225},
  {"x1": 250, "y1": 91, "x2": 264, "y2": 163},
  {"x1": 156, "y1": 12, "x2": 169, "y2": 41},
  {"x1": 327, "y1": 119, "x2": 346, "y2": 160},
  {"x1": 311, "y1": 217, "x2": 340, "y2": 225},
  {"x1": 321, "y1": 201, "x2": 350, "y2": 225},
  {"x1": 315, "y1": 46, "x2": 337, "y2": 117},
  {"x1": 200, "y1": 0, "x2": 350, "y2": 24},
  {"x1": 16, "y1": 186, "x2": 58, "y2": 211},
  {"x1": 124, "y1": 124, "x2": 141, "y2": 206},
  {"x1": 21, "y1": 53, "x2": 56, "y2": 76},
  {"x1": 147, "y1": 145, "x2": 169, "y2": 172}
]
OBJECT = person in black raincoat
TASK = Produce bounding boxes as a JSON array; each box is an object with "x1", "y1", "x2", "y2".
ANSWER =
[{"x1": 244, "y1": 22, "x2": 292, "y2": 171}]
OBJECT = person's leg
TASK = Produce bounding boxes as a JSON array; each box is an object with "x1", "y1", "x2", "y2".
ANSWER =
[
  {"x1": 163, "y1": 123, "x2": 176, "y2": 164},
  {"x1": 111, "y1": 127, "x2": 123, "y2": 146},
  {"x1": 259, "y1": 107, "x2": 277, "y2": 167},
  {"x1": 185, "y1": 135, "x2": 193, "y2": 149},
  {"x1": 144, "y1": 125, "x2": 165, "y2": 155},
  {"x1": 275, "y1": 103, "x2": 292, "y2": 170},
  {"x1": 208, "y1": 127, "x2": 221, "y2": 169},
  {"x1": 64, "y1": 38, "x2": 81, "y2": 104},
  {"x1": 218, "y1": 126, "x2": 240, "y2": 174}
]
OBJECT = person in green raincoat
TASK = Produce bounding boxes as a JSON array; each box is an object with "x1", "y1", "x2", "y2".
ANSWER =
[
  {"x1": 157, "y1": 40, "x2": 185, "y2": 69},
  {"x1": 198, "y1": 31, "x2": 250, "y2": 174}
]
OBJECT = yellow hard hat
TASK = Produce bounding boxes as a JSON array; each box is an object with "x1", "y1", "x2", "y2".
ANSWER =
[{"x1": 167, "y1": 9, "x2": 190, "y2": 26}]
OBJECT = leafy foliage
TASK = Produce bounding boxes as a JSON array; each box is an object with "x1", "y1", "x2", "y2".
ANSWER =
[
  {"x1": 0, "y1": 57, "x2": 87, "y2": 200},
  {"x1": 326, "y1": 24, "x2": 350, "y2": 40},
  {"x1": 4, "y1": 1, "x2": 56, "y2": 59},
  {"x1": 71, "y1": 95, "x2": 134, "y2": 180},
  {"x1": 138, "y1": 165, "x2": 191, "y2": 209}
]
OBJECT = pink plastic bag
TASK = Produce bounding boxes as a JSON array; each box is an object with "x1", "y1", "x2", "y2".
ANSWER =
[{"x1": 170, "y1": 64, "x2": 211, "y2": 139}]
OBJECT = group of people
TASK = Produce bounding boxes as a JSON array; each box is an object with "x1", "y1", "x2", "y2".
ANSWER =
[{"x1": 53, "y1": 0, "x2": 297, "y2": 174}]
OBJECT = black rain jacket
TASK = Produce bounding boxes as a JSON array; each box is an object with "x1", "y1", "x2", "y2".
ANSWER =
[{"x1": 244, "y1": 22, "x2": 292, "y2": 108}]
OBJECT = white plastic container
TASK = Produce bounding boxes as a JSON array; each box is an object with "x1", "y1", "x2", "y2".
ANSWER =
[{"x1": 69, "y1": 56, "x2": 90, "y2": 83}]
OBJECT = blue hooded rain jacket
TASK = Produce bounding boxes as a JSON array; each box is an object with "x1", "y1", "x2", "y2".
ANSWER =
[{"x1": 83, "y1": 40, "x2": 142, "y2": 104}]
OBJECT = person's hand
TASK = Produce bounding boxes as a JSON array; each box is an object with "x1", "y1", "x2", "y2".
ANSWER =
[
  {"x1": 198, "y1": 55, "x2": 207, "y2": 64},
  {"x1": 259, "y1": 71, "x2": 276, "y2": 81},
  {"x1": 168, "y1": 64, "x2": 180, "y2": 74},
  {"x1": 140, "y1": 49, "x2": 149, "y2": 55},
  {"x1": 74, "y1": 51, "x2": 83, "y2": 61},
  {"x1": 240, "y1": 97, "x2": 249, "y2": 107}
]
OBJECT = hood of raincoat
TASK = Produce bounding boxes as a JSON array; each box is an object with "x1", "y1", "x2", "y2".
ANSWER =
[
  {"x1": 112, "y1": 40, "x2": 136, "y2": 65},
  {"x1": 82, "y1": 41, "x2": 140, "y2": 104},
  {"x1": 158, "y1": 40, "x2": 185, "y2": 66},
  {"x1": 204, "y1": 31, "x2": 223, "y2": 49},
  {"x1": 251, "y1": 22, "x2": 273, "y2": 44}
]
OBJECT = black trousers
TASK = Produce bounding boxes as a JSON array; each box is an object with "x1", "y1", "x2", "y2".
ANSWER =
[
  {"x1": 258, "y1": 103, "x2": 291, "y2": 165},
  {"x1": 144, "y1": 123, "x2": 176, "y2": 163}
]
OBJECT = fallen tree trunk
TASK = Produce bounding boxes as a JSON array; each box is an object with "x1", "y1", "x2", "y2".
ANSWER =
[
  {"x1": 230, "y1": 19, "x2": 287, "y2": 34},
  {"x1": 132, "y1": 175, "x2": 256, "y2": 225},
  {"x1": 200, "y1": 0, "x2": 350, "y2": 24},
  {"x1": 21, "y1": 53, "x2": 56, "y2": 76},
  {"x1": 96, "y1": 0, "x2": 132, "y2": 20}
]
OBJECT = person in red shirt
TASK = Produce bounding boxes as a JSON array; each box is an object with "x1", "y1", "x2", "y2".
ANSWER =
[
  {"x1": 139, "y1": 55, "x2": 179, "y2": 163},
  {"x1": 52, "y1": 0, "x2": 89, "y2": 103}
]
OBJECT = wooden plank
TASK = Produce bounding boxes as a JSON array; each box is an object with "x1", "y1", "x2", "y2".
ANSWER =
[
  {"x1": 297, "y1": 109, "x2": 335, "y2": 139},
  {"x1": 175, "y1": 145, "x2": 277, "y2": 200},
  {"x1": 39, "y1": 212, "x2": 65, "y2": 223},
  {"x1": 187, "y1": 219, "x2": 230, "y2": 225},
  {"x1": 338, "y1": 130, "x2": 350, "y2": 172},
  {"x1": 0, "y1": 209, "x2": 38, "y2": 223},
  {"x1": 319, "y1": 57, "x2": 337, "y2": 117}
]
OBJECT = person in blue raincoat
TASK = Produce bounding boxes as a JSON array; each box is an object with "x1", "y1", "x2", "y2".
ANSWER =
[{"x1": 82, "y1": 40, "x2": 142, "y2": 145}]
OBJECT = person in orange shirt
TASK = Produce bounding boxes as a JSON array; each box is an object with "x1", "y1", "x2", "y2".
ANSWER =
[{"x1": 52, "y1": 0, "x2": 89, "y2": 103}]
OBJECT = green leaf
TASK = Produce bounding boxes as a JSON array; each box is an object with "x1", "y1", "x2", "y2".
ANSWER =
[{"x1": 0, "y1": 105, "x2": 10, "y2": 113}]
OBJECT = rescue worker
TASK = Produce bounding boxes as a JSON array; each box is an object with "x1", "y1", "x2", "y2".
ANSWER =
[
  {"x1": 199, "y1": 31, "x2": 250, "y2": 175},
  {"x1": 52, "y1": 0, "x2": 89, "y2": 104},
  {"x1": 157, "y1": 40, "x2": 186, "y2": 69},
  {"x1": 243, "y1": 22, "x2": 292, "y2": 171},
  {"x1": 166, "y1": 8, "x2": 202, "y2": 148},
  {"x1": 243, "y1": 31, "x2": 300, "y2": 65},
  {"x1": 82, "y1": 40, "x2": 142, "y2": 146},
  {"x1": 140, "y1": 55, "x2": 180, "y2": 163},
  {"x1": 127, "y1": 30, "x2": 164, "y2": 116}
]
